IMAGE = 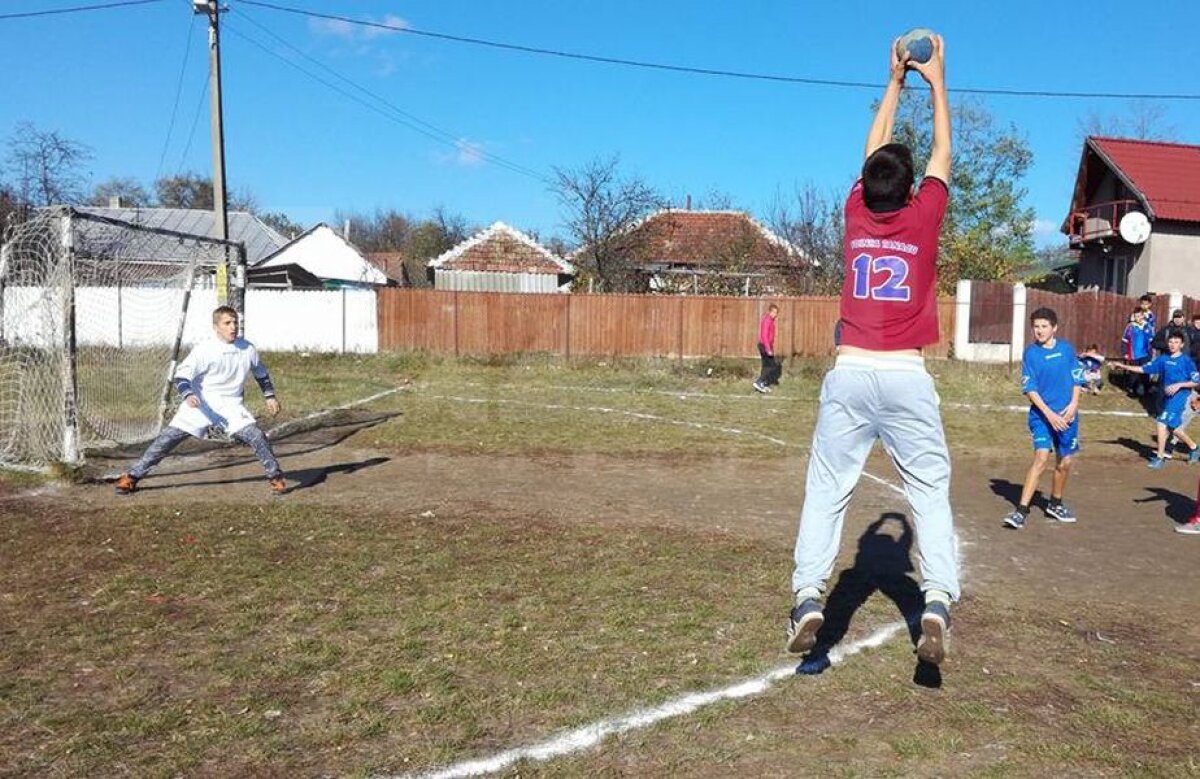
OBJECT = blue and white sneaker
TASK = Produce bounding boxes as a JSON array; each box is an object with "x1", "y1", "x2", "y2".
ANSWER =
[
  {"x1": 1189, "y1": 448, "x2": 1200, "y2": 465},
  {"x1": 786, "y1": 598, "x2": 824, "y2": 654},
  {"x1": 1148, "y1": 456, "x2": 1166, "y2": 470},
  {"x1": 1002, "y1": 510, "x2": 1026, "y2": 529},
  {"x1": 917, "y1": 601, "x2": 951, "y2": 665},
  {"x1": 1045, "y1": 502, "x2": 1077, "y2": 523}
]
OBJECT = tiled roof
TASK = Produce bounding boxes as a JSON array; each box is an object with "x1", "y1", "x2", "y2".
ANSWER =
[
  {"x1": 429, "y1": 222, "x2": 572, "y2": 274},
  {"x1": 1088, "y1": 137, "x2": 1200, "y2": 223},
  {"x1": 603, "y1": 210, "x2": 803, "y2": 267},
  {"x1": 70, "y1": 206, "x2": 289, "y2": 265}
]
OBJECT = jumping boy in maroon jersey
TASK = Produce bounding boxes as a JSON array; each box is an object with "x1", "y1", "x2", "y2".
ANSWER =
[{"x1": 786, "y1": 35, "x2": 960, "y2": 666}]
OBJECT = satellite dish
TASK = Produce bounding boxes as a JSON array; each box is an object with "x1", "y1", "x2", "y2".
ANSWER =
[{"x1": 1119, "y1": 211, "x2": 1151, "y2": 244}]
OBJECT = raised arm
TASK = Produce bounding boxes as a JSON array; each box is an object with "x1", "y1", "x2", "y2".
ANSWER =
[
  {"x1": 864, "y1": 39, "x2": 909, "y2": 160},
  {"x1": 909, "y1": 35, "x2": 950, "y2": 182}
]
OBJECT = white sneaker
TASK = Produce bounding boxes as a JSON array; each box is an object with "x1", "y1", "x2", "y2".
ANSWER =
[{"x1": 752, "y1": 382, "x2": 767, "y2": 393}]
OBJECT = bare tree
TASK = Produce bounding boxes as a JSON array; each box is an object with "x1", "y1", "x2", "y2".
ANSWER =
[
  {"x1": 553, "y1": 156, "x2": 665, "y2": 293},
  {"x1": 1079, "y1": 100, "x2": 1178, "y2": 142},
  {"x1": 88, "y1": 177, "x2": 151, "y2": 208},
  {"x1": 768, "y1": 182, "x2": 845, "y2": 294},
  {"x1": 154, "y1": 172, "x2": 256, "y2": 211},
  {"x1": 5, "y1": 121, "x2": 92, "y2": 208}
]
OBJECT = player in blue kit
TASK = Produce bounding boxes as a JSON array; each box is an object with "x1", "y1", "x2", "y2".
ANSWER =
[
  {"x1": 1003, "y1": 308, "x2": 1086, "y2": 529},
  {"x1": 1111, "y1": 329, "x2": 1200, "y2": 468}
]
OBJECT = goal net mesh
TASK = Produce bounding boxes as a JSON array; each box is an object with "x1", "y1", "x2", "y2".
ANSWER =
[{"x1": 0, "y1": 208, "x2": 230, "y2": 469}]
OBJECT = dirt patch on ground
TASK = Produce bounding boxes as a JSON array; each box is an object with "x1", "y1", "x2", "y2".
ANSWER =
[{"x1": 63, "y1": 414, "x2": 1200, "y2": 635}]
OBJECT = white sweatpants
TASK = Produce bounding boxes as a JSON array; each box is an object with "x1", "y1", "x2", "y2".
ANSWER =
[{"x1": 791, "y1": 355, "x2": 960, "y2": 601}]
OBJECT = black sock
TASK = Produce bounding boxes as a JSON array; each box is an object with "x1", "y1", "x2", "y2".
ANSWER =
[
  {"x1": 1017, "y1": 504, "x2": 1031, "y2": 517},
  {"x1": 1049, "y1": 496, "x2": 1062, "y2": 508}
]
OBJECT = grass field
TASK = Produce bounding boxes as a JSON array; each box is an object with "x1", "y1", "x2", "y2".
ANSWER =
[{"x1": 2, "y1": 353, "x2": 1198, "y2": 777}]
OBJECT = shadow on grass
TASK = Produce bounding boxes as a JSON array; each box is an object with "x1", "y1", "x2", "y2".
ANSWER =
[
  {"x1": 92, "y1": 411, "x2": 400, "y2": 482},
  {"x1": 132, "y1": 456, "x2": 390, "y2": 494},
  {"x1": 795, "y1": 513, "x2": 941, "y2": 688},
  {"x1": 1104, "y1": 436, "x2": 1157, "y2": 460},
  {"x1": 989, "y1": 478, "x2": 1030, "y2": 510},
  {"x1": 1133, "y1": 486, "x2": 1194, "y2": 524}
]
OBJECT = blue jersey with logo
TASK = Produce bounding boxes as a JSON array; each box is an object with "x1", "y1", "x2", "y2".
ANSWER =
[
  {"x1": 1022, "y1": 339, "x2": 1084, "y2": 411},
  {"x1": 1123, "y1": 323, "x2": 1152, "y2": 360},
  {"x1": 1144, "y1": 352, "x2": 1200, "y2": 413}
]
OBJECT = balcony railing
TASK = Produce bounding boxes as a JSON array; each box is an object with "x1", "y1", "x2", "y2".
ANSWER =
[{"x1": 1066, "y1": 199, "x2": 1142, "y2": 246}]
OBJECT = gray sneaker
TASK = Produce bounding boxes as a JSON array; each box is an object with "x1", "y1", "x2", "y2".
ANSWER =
[
  {"x1": 786, "y1": 598, "x2": 824, "y2": 654},
  {"x1": 1045, "y1": 502, "x2": 1077, "y2": 523},
  {"x1": 1002, "y1": 510, "x2": 1026, "y2": 529},
  {"x1": 752, "y1": 381, "x2": 768, "y2": 394},
  {"x1": 917, "y1": 601, "x2": 951, "y2": 665}
]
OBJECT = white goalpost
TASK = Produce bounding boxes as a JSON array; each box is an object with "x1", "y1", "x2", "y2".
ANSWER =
[{"x1": 0, "y1": 207, "x2": 239, "y2": 470}]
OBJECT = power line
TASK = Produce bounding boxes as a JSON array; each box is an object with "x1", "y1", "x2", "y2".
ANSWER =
[
  {"x1": 157, "y1": 13, "x2": 199, "y2": 180},
  {"x1": 223, "y1": 13, "x2": 553, "y2": 184},
  {"x1": 238, "y1": 0, "x2": 1200, "y2": 102},
  {"x1": 177, "y1": 73, "x2": 209, "y2": 173},
  {"x1": 0, "y1": 0, "x2": 163, "y2": 20}
]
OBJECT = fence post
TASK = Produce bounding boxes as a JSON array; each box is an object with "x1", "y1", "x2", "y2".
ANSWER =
[
  {"x1": 677, "y1": 296, "x2": 685, "y2": 361},
  {"x1": 453, "y1": 290, "x2": 460, "y2": 358},
  {"x1": 564, "y1": 293, "x2": 571, "y2": 360},
  {"x1": 1010, "y1": 283, "x2": 1027, "y2": 364},
  {"x1": 954, "y1": 279, "x2": 972, "y2": 361},
  {"x1": 341, "y1": 287, "x2": 347, "y2": 353},
  {"x1": 1169, "y1": 290, "x2": 1183, "y2": 315}
]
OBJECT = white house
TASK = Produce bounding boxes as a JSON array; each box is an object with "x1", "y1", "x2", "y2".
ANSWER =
[{"x1": 253, "y1": 223, "x2": 387, "y2": 289}]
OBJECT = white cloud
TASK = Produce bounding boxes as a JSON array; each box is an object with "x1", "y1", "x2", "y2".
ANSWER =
[
  {"x1": 434, "y1": 139, "x2": 488, "y2": 169},
  {"x1": 1032, "y1": 218, "x2": 1061, "y2": 237},
  {"x1": 308, "y1": 14, "x2": 408, "y2": 42}
]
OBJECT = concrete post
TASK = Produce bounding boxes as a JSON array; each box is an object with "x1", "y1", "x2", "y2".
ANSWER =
[
  {"x1": 1011, "y1": 283, "x2": 1027, "y2": 363},
  {"x1": 954, "y1": 279, "x2": 972, "y2": 360},
  {"x1": 1169, "y1": 290, "x2": 1183, "y2": 315}
]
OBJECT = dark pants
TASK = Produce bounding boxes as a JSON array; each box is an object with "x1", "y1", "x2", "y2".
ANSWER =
[
  {"x1": 130, "y1": 424, "x2": 282, "y2": 480},
  {"x1": 757, "y1": 343, "x2": 782, "y2": 386}
]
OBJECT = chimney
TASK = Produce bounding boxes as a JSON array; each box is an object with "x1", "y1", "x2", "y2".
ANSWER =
[
  {"x1": 108, "y1": 196, "x2": 122, "y2": 208},
  {"x1": 344, "y1": 218, "x2": 351, "y2": 240}
]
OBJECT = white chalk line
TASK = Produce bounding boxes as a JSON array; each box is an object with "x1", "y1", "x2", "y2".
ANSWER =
[
  {"x1": 399, "y1": 621, "x2": 907, "y2": 779},
  {"x1": 424, "y1": 394, "x2": 797, "y2": 449},
  {"x1": 449, "y1": 380, "x2": 1154, "y2": 418},
  {"x1": 400, "y1": 390, "x2": 965, "y2": 779},
  {"x1": 264, "y1": 386, "x2": 407, "y2": 440}
]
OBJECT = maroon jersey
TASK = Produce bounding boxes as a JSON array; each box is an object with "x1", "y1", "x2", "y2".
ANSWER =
[{"x1": 838, "y1": 176, "x2": 948, "y2": 351}]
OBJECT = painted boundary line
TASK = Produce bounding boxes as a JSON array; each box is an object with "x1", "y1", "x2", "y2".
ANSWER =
[
  {"x1": 400, "y1": 390, "x2": 964, "y2": 779},
  {"x1": 264, "y1": 386, "x2": 407, "y2": 440},
  {"x1": 450, "y1": 380, "x2": 1152, "y2": 418},
  {"x1": 401, "y1": 622, "x2": 907, "y2": 779},
  {"x1": 425, "y1": 395, "x2": 797, "y2": 449}
]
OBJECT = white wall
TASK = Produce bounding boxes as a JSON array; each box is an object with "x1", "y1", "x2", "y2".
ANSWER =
[{"x1": 3, "y1": 286, "x2": 378, "y2": 353}]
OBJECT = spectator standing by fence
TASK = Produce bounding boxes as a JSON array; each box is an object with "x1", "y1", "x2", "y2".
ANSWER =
[
  {"x1": 753, "y1": 304, "x2": 781, "y2": 393},
  {"x1": 1122, "y1": 310, "x2": 1152, "y2": 397}
]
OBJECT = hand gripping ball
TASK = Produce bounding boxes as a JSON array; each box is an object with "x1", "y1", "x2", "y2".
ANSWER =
[{"x1": 896, "y1": 28, "x2": 935, "y2": 64}]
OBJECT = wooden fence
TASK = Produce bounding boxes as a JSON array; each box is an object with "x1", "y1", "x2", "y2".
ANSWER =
[
  {"x1": 378, "y1": 289, "x2": 956, "y2": 359},
  {"x1": 1025, "y1": 289, "x2": 1171, "y2": 355}
]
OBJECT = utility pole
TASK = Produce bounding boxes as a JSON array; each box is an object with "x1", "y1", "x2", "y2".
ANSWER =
[{"x1": 194, "y1": 0, "x2": 241, "y2": 317}]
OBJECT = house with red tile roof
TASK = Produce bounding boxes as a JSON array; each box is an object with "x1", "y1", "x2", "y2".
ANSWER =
[
  {"x1": 1063, "y1": 136, "x2": 1200, "y2": 297},
  {"x1": 428, "y1": 222, "x2": 573, "y2": 293},
  {"x1": 577, "y1": 209, "x2": 807, "y2": 295}
]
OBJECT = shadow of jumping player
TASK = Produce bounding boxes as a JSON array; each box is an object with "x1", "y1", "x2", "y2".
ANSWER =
[{"x1": 796, "y1": 513, "x2": 941, "y2": 687}]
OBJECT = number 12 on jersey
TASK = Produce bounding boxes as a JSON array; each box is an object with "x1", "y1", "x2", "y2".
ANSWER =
[{"x1": 851, "y1": 253, "x2": 911, "y2": 302}]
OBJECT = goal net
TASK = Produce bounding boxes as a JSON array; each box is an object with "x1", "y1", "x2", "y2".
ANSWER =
[{"x1": 0, "y1": 207, "x2": 237, "y2": 470}]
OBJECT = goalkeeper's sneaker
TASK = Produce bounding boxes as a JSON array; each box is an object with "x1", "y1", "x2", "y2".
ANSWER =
[
  {"x1": 114, "y1": 473, "x2": 138, "y2": 495},
  {"x1": 269, "y1": 476, "x2": 288, "y2": 495},
  {"x1": 917, "y1": 601, "x2": 951, "y2": 665},
  {"x1": 785, "y1": 598, "x2": 824, "y2": 654}
]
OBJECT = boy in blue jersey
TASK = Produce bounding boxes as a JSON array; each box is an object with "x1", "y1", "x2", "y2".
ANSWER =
[
  {"x1": 1003, "y1": 308, "x2": 1086, "y2": 529},
  {"x1": 1111, "y1": 329, "x2": 1200, "y2": 468}
]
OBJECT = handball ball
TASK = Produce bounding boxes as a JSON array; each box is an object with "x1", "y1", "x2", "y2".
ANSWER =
[{"x1": 896, "y1": 28, "x2": 935, "y2": 64}]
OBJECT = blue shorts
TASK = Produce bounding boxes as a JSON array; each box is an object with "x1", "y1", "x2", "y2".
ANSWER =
[
  {"x1": 1029, "y1": 410, "x2": 1080, "y2": 455},
  {"x1": 1157, "y1": 401, "x2": 1187, "y2": 431}
]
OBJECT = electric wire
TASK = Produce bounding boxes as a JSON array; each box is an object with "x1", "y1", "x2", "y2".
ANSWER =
[
  {"x1": 177, "y1": 74, "x2": 209, "y2": 173},
  {"x1": 221, "y1": 17, "x2": 553, "y2": 184},
  {"x1": 232, "y1": 9, "x2": 549, "y2": 183},
  {"x1": 238, "y1": 0, "x2": 1200, "y2": 102},
  {"x1": 156, "y1": 14, "x2": 199, "y2": 180},
  {"x1": 0, "y1": 0, "x2": 163, "y2": 20}
]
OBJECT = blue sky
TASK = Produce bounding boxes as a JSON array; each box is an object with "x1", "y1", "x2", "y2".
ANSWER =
[{"x1": 3, "y1": 0, "x2": 1199, "y2": 248}]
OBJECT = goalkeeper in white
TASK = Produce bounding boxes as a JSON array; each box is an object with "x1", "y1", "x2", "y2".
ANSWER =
[{"x1": 115, "y1": 306, "x2": 287, "y2": 495}]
